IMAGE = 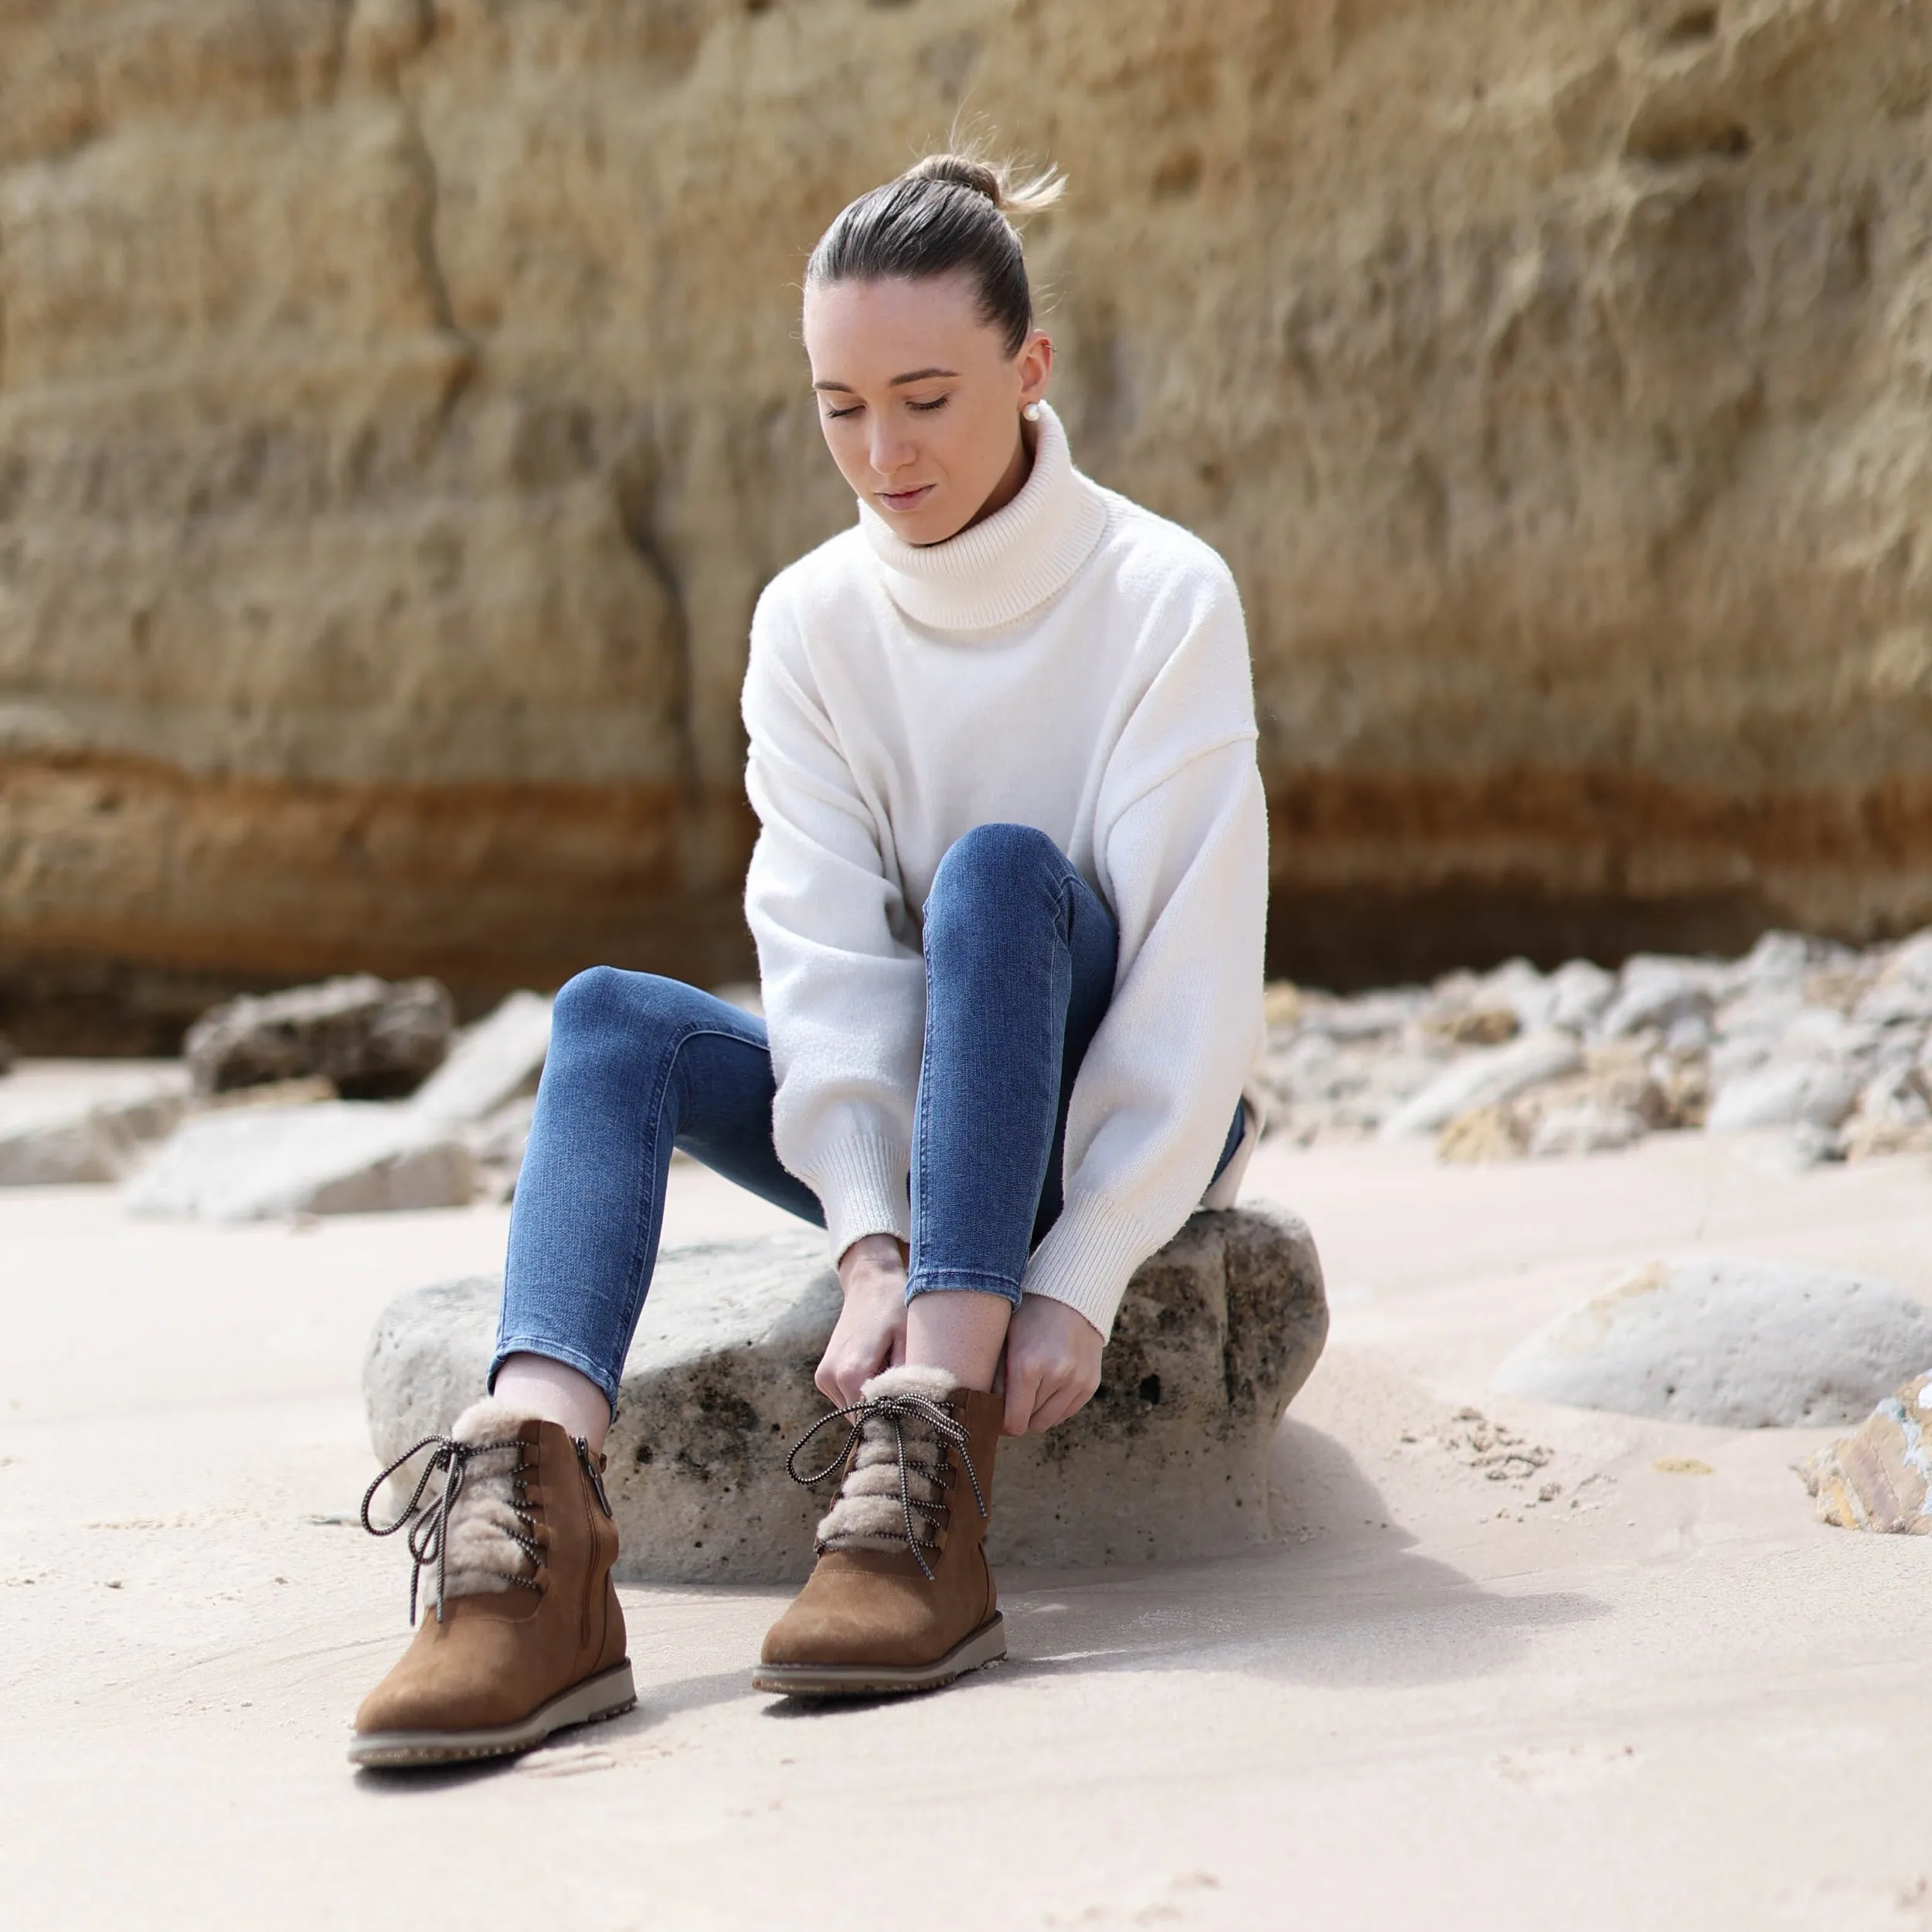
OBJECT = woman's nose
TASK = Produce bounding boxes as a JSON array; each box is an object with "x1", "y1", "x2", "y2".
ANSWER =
[{"x1": 869, "y1": 423, "x2": 915, "y2": 477}]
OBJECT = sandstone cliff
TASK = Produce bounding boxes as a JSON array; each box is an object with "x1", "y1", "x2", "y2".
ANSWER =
[{"x1": 2, "y1": 0, "x2": 1929, "y2": 1046}]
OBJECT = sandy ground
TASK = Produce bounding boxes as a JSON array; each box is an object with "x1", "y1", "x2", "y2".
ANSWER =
[{"x1": 2, "y1": 1073, "x2": 1930, "y2": 1932}]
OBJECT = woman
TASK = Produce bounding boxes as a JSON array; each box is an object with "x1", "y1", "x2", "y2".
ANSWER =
[{"x1": 349, "y1": 148, "x2": 1268, "y2": 1766}]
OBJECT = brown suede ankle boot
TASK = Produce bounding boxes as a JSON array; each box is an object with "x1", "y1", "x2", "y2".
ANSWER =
[
  {"x1": 349, "y1": 1399, "x2": 634, "y2": 1767},
  {"x1": 753, "y1": 1365, "x2": 1005, "y2": 1697}
]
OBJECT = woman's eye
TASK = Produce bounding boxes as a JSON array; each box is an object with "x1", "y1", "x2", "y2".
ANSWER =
[
  {"x1": 824, "y1": 403, "x2": 862, "y2": 420},
  {"x1": 906, "y1": 395, "x2": 949, "y2": 413}
]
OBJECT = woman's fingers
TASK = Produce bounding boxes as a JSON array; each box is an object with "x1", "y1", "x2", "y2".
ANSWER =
[
  {"x1": 1029, "y1": 1365, "x2": 1101, "y2": 1434},
  {"x1": 1002, "y1": 1352, "x2": 1043, "y2": 1436},
  {"x1": 1025, "y1": 1375, "x2": 1077, "y2": 1434},
  {"x1": 815, "y1": 1290, "x2": 903, "y2": 1407}
]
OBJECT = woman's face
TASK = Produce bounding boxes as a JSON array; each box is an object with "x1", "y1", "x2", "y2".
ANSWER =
[{"x1": 803, "y1": 270, "x2": 1052, "y2": 546}]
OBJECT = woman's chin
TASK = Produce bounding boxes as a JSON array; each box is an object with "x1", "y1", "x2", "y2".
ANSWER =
[{"x1": 885, "y1": 501, "x2": 971, "y2": 548}]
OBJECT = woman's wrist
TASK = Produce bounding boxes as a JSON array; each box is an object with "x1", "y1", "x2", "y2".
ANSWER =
[{"x1": 838, "y1": 1231, "x2": 907, "y2": 1286}]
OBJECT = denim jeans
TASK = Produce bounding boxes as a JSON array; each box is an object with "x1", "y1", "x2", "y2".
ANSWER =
[{"x1": 492, "y1": 823, "x2": 1242, "y2": 1414}]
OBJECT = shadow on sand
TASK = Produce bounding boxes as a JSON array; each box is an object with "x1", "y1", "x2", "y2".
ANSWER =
[
  {"x1": 761, "y1": 1418, "x2": 1605, "y2": 1719},
  {"x1": 359, "y1": 1420, "x2": 1607, "y2": 1767}
]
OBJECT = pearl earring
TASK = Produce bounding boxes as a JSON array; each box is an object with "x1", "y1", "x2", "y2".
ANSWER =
[{"x1": 1022, "y1": 402, "x2": 1043, "y2": 422}]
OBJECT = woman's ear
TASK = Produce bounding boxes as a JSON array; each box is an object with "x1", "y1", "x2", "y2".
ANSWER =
[{"x1": 1016, "y1": 328, "x2": 1053, "y2": 411}]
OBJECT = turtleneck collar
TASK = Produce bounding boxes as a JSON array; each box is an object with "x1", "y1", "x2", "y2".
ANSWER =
[{"x1": 856, "y1": 402, "x2": 1111, "y2": 634}]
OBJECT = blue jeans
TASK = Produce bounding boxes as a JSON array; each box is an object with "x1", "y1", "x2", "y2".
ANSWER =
[{"x1": 492, "y1": 823, "x2": 1241, "y2": 1415}]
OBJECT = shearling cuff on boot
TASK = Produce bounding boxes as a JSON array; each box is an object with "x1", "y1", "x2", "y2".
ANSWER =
[
  {"x1": 815, "y1": 1365, "x2": 963, "y2": 1554},
  {"x1": 429, "y1": 1398, "x2": 543, "y2": 1600}
]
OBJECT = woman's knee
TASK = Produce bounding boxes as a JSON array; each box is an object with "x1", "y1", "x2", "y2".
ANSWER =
[
  {"x1": 925, "y1": 823, "x2": 1066, "y2": 933},
  {"x1": 549, "y1": 967, "x2": 705, "y2": 1057}
]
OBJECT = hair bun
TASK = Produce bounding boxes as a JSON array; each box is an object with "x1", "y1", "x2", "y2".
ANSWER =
[
  {"x1": 905, "y1": 153, "x2": 1005, "y2": 204},
  {"x1": 901, "y1": 148, "x2": 1065, "y2": 223}
]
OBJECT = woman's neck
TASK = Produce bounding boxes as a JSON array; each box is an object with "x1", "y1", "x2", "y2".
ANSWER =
[{"x1": 937, "y1": 418, "x2": 1038, "y2": 545}]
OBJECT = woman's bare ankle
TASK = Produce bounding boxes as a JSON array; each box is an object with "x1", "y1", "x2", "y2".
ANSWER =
[
  {"x1": 493, "y1": 1353, "x2": 612, "y2": 1456},
  {"x1": 903, "y1": 1289, "x2": 1012, "y2": 1393}
]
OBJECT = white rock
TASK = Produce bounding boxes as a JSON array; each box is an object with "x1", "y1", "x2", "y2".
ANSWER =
[
  {"x1": 1857, "y1": 1057, "x2": 1931, "y2": 1131},
  {"x1": 1779, "y1": 1006, "x2": 1878, "y2": 1061},
  {"x1": 1710, "y1": 1001, "x2": 1872, "y2": 1094},
  {"x1": 1715, "y1": 986, "x2": 1809, "y2": 1043},
  {"x1": 0, "y1": 1073, "x2": 191, "y2": 1185},
  {"x1": 127, "y1": 1102, "x2": 474, "y2": 1220},
  {"x1": 1526, "y1": 1100, "x2": 1650, "y2": 1158},
  {"x1": 363, "y1": 1208, "x2": 1330, "y2": 1580},
  {"x1": 1598, "y1": 956, "x2": 1721, "y2": 1040},
  {"x1": 1546, "y1": 959, "x2": 1617, "y2": 1034},
  {"x1": 1706, "y1": 1058, "x2": 1864, "y2": 1132},
  {"x1": 410, "y1": 991, "x2": 552, "y2": 1127},
  {"x1": 1786, "y1": 1121, "x2": 1848, "y2": 1167},
  {"x1": 1378, "y1": 1030, "x2": 1583, "y2": 1139},
  {"x1": 1471, "y1": 957, "x2": 1551, "y2": 1028},
  {"x1": 1855, "y1": 930, "x2": 1932, "y2": 1028},
  {"x1": 1662, "y1": 1013, "x2": 1713, "y2": 1056},
  {"x1": 465, "y1": 1094, "x2": 537, "y2": 1202},
  {"x1": 1302, "y1": 990, "x2": 1426, "y2": 1041},
  {"x1": 1723, "y1": 929, "x2": 1852, "y2": 997},
  {"x1": 468, "y1": 1094, "x2": 536, "y2": 1166},
  {"x1": 1709, "y1": 1033, "x2": 1774, "y2": 1087},
  {"x1": 1495, "y1": 1257, "x2": 1932, "y2": 1427}
]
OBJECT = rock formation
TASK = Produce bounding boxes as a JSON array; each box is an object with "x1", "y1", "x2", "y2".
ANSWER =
[
  {"x1": 4, "y1": 1, "x2": 1931, "y2": 1045},
  {"x1": 362, "y1": 1206, "x2": 1331, "y2": 1580},
  {"x1": 185, "y1": 974, "x2": 452, "y2": 1097},
  {"x1": 1494, "y1": 1256, "x2": 1932, "y2": 1427},
  {"x1": 1258, "y1": 925, "x2": 1932, "y2": 1166},
  {"x1": 0, "y1": 1066, "x2": 189, "y2": 1183},
  {"x1": 1804, "y1": 1372, "x2": 1932, "y2": 1533}
]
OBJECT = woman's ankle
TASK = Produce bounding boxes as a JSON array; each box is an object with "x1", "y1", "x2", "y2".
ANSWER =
[
  {"x1": 903, "y1": 1288, "x2": 1013, "y2": 1393},
  {"x1": 493, "y1": 1353, "x2": 612, "y2": 1456}
]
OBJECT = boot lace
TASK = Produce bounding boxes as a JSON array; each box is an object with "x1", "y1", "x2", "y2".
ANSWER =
[
  {"x1": 360, "y1": 1433, "x2": 543, "y2": 1625},
  {"x1": 785, "y1": 1393, "x2": 988, "y2": 1582}
]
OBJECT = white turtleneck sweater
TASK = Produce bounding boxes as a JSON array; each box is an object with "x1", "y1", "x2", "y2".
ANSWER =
[{"x1": 740, "y1": 403, "x2": 1268, "y2": 1338}]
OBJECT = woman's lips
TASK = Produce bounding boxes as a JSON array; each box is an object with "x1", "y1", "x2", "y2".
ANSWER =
[{"x1": 877, "y1": 484, "x2": 935, "y2": 512}]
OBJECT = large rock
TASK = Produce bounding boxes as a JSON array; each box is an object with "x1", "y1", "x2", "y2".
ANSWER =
[
  {"x1": 185, "y1": 976, "x2": 454, "y2": 1099},
  {"x1": 363, "y1": 1206, "x2": 1329, "y2": 1581},
  {"x1": 1706, "y1": 1056, "x2": 1866, "y2": 1133},
  {"x1": 410, "y1": 990, "x2": 551, "y2": 1127},
  {"x1": 127, "y1": 1101, "x2": 473, "y2": 1221},
  {"x1": 6, "y1": 5, "x2": 1932, "y2": 1043},
  {"x1": 1379, "y1": 1030, "x2": 1582, "y2": 1138},
  {"x1": 1495, "y1": 1257, "x2": 1932, "y2": 1427},
  {"x1": 1853, "y1": 934, "x2": 1932, "y2": 1030},
  {"x1": 1597, "y1": 956, "x2": 1722, "y2": 1043},
  {"x1": 0, "y1": 1070, "x2": 189, "y2": 1185},
  {"x1": 1804, "y1": 1373, "x2": 1932, "y2": 1534}
]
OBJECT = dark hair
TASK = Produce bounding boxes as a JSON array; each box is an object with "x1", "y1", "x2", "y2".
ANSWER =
[{"x1": 806, "y1": 149, "x2": 1065, "y2": 358}]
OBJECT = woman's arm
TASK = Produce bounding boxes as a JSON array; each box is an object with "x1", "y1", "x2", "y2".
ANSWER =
[
  {"x1": 742, "y1": 594, "x2": 926, "y2": 1264},
  {"x1": 1018, "y1": 572, "x2": 1270, "y2": 1351}
]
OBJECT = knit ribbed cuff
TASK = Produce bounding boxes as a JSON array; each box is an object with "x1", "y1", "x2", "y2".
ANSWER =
[
  {"x1": 1018, "y1": 1199, "x2": 1158, "y2": 1340},
  {"x1": 805, "y1": 1132, "x2": 912, "y2": 1260}
]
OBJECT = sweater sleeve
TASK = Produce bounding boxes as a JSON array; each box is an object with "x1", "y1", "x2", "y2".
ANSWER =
[
  {"x1": 1019, "y1": 573, "x2": 1269, "y2": 1336},
  {"x1": 741, "y1": 591, "x2": 923, "y2": 1257}
]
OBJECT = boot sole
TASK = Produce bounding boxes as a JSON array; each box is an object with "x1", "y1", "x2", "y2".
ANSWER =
[
  {"x1": 750, "y1": 1613, "x2": 1006, "y2": 1698},
  {"x1": 348, "y1": 1660, "x2": 638, "y2": 1768}
]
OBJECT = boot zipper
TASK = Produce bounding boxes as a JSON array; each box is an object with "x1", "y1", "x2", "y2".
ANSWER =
[{"x1": 575, "y1": 1437, "x2": 614, "y2": 1519}]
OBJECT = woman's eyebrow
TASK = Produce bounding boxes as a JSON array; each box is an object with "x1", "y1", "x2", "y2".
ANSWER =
[{"x1": 811, "y1": 367, "x2": 960, "y2": 393}]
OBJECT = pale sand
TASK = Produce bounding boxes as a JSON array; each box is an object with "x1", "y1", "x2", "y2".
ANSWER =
[{"x1": 2, "y1": 1116, "x2": 1930, "y2": 1930}]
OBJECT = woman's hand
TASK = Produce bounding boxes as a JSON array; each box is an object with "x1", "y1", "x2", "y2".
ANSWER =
[
  {"x1": 816, "y1": 1233, "x2": 909, "y2": 1406},
  {"x1": 1000, "y1": 1294, "x2": 1104, "y2": 1436}
]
